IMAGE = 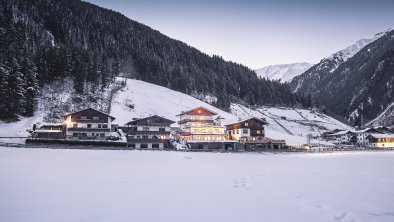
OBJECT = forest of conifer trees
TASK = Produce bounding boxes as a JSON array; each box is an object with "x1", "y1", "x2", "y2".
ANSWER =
[{"x1": 0, "y1": 0, "x2": 312, "y2": 119}]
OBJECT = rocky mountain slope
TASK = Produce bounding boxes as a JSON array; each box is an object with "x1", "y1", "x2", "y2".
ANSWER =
[{"x1": 289, "y1": 29, "x2": 394, "y2": 126}]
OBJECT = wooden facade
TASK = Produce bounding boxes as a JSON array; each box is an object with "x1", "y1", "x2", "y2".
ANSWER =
[
  {"x1": 63, "y1": 108, "x2": 115, "y2": 140},
  {"x1": 226, "y1": 117, "x2": 268, "y2": 142},
  {"x1": 125, "y1": 115, "x2": 175, "y2": 149}
]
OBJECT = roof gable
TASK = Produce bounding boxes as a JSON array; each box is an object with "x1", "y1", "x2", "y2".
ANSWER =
[
  {"x1": 226, "y1": 117, "x2": 268, "y2": 126},
  {"x1": 64, "y1": 108, "x2": 115, "y2": 121},
  {"x1": 177, "y1": 106, "x2": 218, "y2": 116},
  {"x1": 126, "y1": 115, "x2": 175, "y2": 126}
]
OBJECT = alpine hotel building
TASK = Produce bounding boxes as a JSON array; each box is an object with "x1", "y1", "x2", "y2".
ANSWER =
[{"x1": 177, "y1": 107, "x2": 226, "y2": 141}]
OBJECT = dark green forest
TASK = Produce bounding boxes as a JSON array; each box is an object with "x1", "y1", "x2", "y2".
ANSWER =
[{"x1": 0, "y1": 0, "x2": 311, "y2": 119}]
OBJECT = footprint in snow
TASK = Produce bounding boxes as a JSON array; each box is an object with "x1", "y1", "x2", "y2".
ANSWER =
[{"x1": 333, "y1": 212, "x2": 347, "y2": 221}]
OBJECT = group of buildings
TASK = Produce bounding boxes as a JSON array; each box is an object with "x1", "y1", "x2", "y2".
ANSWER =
[
  {"x1": 30, "y1": 107, "x2": 286, "y2": 151},
  {"x1": 323, "y1": 127, "x2": 394, "y2": 148}
]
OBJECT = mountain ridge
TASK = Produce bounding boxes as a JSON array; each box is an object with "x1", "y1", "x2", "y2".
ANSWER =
[
  {"x1": 255, "y1": 62, "x2": 313, "y2": 83},
  {"x1": 290, "y1": 28, "x2": 394, "y2": 126}
]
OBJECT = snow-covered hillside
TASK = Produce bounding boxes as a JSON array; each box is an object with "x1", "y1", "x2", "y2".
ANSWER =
[
  {"x1": 0, "y1": 77, "x2": 352, "y2": 145},
  {"x1": 367, "y1": 102, "x2": 394, "y2": 127},
  {"x1": 111, "y1": 78, "x2": 352, "y2": 145},
  {"x1": 255, "y1": 63, "x2": 313, "y2": 83}
]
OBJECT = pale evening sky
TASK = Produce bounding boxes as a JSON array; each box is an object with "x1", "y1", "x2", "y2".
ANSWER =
[{"x1": 84, "y1": 0, "x2": 394, "y2": 69}]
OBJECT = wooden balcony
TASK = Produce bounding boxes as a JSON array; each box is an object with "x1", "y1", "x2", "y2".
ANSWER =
[
  {"x1": 67, "y1": 128, "x2": 110, "y2": 132},
  {"x1": 75, "y1": 119, "x2": 108, "y2": 123},
  {"x1": 178, "y1": 119, "x2": 214, "y2": 125},
  {"x1": 127, "y1": 138, "x2": 169, "y2": 143},
  {"x1": 127, "y1": 131, "x2": 171, "y2": 135}
]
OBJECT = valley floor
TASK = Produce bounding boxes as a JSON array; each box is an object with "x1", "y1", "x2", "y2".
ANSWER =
[{"x1": 0, "y1": 147, "x2": 393, "y2": 222}]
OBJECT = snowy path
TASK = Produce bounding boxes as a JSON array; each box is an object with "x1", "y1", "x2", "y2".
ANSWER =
[{"x1": 1, "y1": 148, "x2": 394, "y2": 222}]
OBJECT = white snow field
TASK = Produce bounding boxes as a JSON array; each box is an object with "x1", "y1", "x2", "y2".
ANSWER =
[{"x1": 0, "y1": 147, "x2": 394, "y2": 222}]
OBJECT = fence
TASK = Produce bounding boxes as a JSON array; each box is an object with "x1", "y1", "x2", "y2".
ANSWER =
[{"x1": 1, "y1": 141, "x2": 394, "y2": 153}]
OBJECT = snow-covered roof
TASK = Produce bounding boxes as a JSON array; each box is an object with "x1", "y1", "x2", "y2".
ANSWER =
[
  {"x1": 176, "y1": 106, "x2": 218, "y2": 116},
  {"x1": 330, "y1": 130, "x2": 354, "y2": 136},
  {"x1": 64, "y1": 108, "x2": 115, "y2": 120},
  {"x1": 367, "y1": 134, "x2": 394, "y2": 139},
  {"x1": 39, "y1": 122, "x2": 63, "y2": 126},
  {"x1": 225, "y1": 117, "x2": 268, "y2": 126},
  {"x1": 354, "y1": 128, "x2": 380, "y2": 133},
  {"x1": 34, "y1": 129, "x2": 62, "y2": 133}
]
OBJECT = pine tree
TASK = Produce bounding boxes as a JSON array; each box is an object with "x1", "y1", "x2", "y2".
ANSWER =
[
  {"x1": 0, "y1": 63, "x2": 10, "y2": 118},
  {"x1": 21, "y1": 57, "x2": 39, "y2": 116},
  {"x1": 7, "y1": 58, "x2": 26, "y2": 115}
]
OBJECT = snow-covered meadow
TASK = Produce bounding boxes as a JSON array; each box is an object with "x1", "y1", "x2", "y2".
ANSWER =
[{"x1": 1, "y1": 147, "x2": 393, "y2": 222}]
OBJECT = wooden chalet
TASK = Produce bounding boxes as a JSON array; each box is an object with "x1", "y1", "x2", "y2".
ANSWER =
[
  {"x1": 124, "y1": 115, "x2": 175, "y2": 149},
  {"x1": 226, "y1": 117, "x2": 268, "y2": 142},
  {"x1": 63, "y1": 108, "x2": 116, "y2": 140},
  {"x1": 31, "y1": 123, "x2": 64, "y2": 139},
  {"x1": 355, "y1": 128, "x2": 381, "y2": 147},
  {"x1": 329, "y1": 130, "x2": 357, "y2": 144}
]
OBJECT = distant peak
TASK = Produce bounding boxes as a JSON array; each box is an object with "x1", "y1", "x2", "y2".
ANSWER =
[{"x1": 255, "y1": 62, "x2": 313, "y2": 83}]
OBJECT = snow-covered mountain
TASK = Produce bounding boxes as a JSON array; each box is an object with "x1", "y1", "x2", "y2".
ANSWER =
[
  {"x1": 255, "y1": 63, "x2": 313, "y2": 83},
  {"x1": 289, "y1": 28, "x2": 394, "y2": 126},
  {"x1": 290, "y1": 28, "x2": 392, "y2": 94}
]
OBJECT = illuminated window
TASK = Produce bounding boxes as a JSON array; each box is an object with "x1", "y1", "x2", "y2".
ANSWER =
[
  {"x1": 245, "y1": 122, "x2": 249, "y2": 126},
  {"x1": 191, "y1": 116, "x2": 195, "y2": 120},
  {"x1": 256, "y1": 130, "x2": 261, "y2": 134},
  {"x1": 200, "y1": 117, "x2": 205, "y2": 120}
]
